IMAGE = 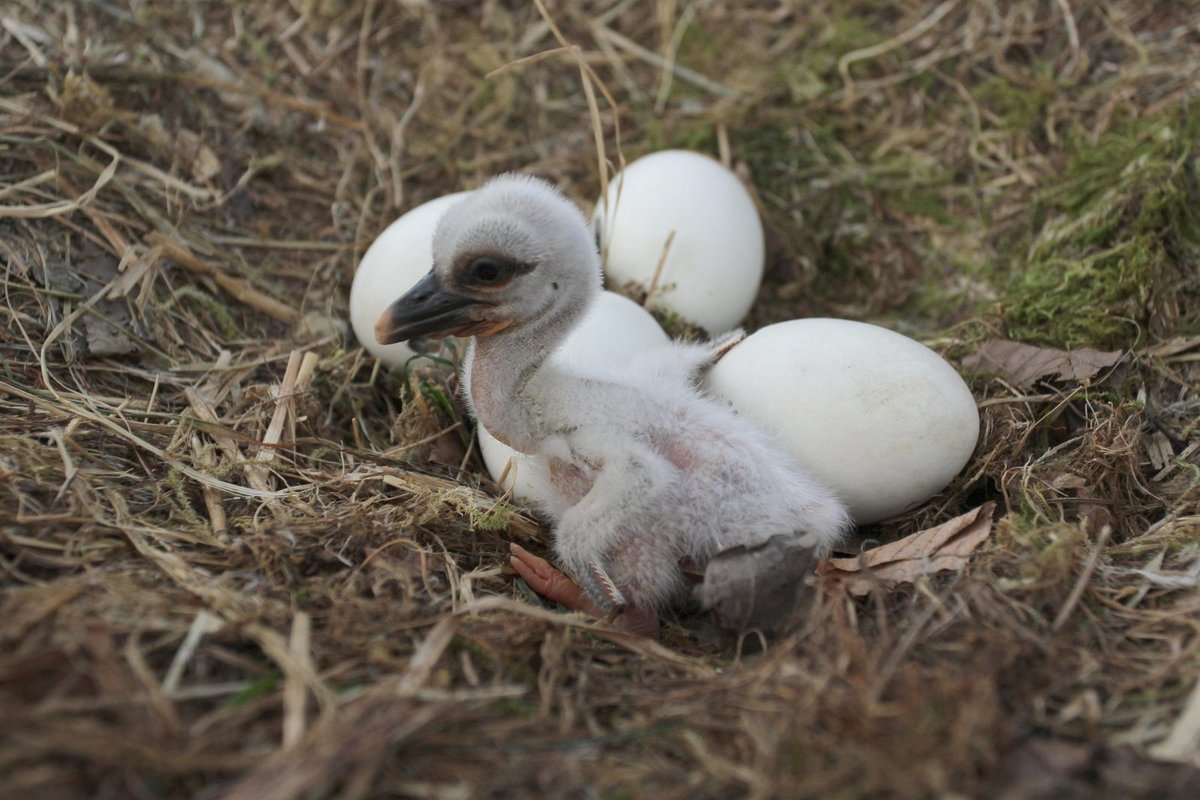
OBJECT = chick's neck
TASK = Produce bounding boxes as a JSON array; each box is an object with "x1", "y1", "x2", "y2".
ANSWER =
[{"x1": 469, "y1": 292, "x2": 592, "y2": 454}]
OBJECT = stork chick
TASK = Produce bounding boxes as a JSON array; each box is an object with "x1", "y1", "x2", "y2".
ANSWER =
[{"x1": 376, "y1": 175, "x2": 849, "y2": 635}]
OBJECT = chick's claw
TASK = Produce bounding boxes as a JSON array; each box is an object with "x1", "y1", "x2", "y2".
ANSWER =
[{"x1": 582, "y1": 559, "x2": 627, "y2": 614}]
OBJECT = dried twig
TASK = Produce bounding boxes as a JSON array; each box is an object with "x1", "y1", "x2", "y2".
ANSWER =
[
  {"x1": 147, "y1": 233, "x2": 301, "y2": 323},
  {"x1": 1053, "y1": 524, "x2": 1113, "y2": 631}
]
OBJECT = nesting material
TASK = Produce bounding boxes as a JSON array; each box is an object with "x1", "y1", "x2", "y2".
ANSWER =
[{"x1": 3, "y1": 3, "x2": 1200, "y2": 798}]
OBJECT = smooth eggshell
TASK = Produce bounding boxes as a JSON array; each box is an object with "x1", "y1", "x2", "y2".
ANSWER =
[
  {"x1": 477, "y1": 291, "x2": 670, "y2": 501},
  {"x1": 349, "y1": 192, "x2": 471, "y2": 366},
  {"x1": 705, "y1": 318, "x2": 980, "y2": 525},
  {"x1": 593, "y1": 150, "x2": 764, "y2": 335}
]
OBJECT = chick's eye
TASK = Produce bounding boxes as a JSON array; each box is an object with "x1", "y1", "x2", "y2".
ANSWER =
[{"x1": 471, "y1": 258, "x2": 503, "y2": 284}]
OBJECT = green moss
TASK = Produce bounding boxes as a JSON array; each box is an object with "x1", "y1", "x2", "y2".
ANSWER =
[
  {"x1": 818, "y1": 12, "x2": 887, "y2": 73},
  {"x1": 164, "y1": 468, "x2": 201, "y2": 527},
  {"x1": 974, "y1": 70, "x2": 1058, "y2": 132},
  {"x1": 674, "y1": 22, "x2": 722, "y2": 67},
  {"x1": 734, "y1": 122, "x2": 803, "y2": 204},
  {"x1": 645, "y1": 117, "x2": 716, "y2": 154},
  {"x1": 426, "y1": 486, "x2": 512, "y2": 532},
  {"x1": 464, "y1": 495, "x2": 515, "y2": 532},
  {"x1": 495, "y1": 697, "x2": 536, "y2": 718},
  {"x1": 996, "y1": 517, "x2": 1088, "y2": 589},
  {"x1": 773, "y1": 60, "x2": 829, "y2": 104},
  {"x1": 736, "y1": 113, "x2": 959, "y2": 303},
  {"x1": 1004, "y1": 112, "x2": 1200, "y2": 347},
  {"x1": 163, "y1": 285, "x2": 241, "y2": 339},
  {"x1": 220, "y1": 672, "x2": 281, "y2": 710}
]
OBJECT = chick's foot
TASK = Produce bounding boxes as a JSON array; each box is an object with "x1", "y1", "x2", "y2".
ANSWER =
[{"x1": 509, "y1": 543, "x2": 658, "y2": 637}]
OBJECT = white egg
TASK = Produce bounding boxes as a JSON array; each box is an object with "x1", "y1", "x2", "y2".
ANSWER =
[
  {"x1": 705, "y1": 318, "x2": 980, "y2": 525},
  {"x1": 477, "y1": 291, "x2": 670, "y2": 500},
  {"x1": 349, "y1": 192, "x2": 471, "y2": 366},
  {"x1": 593, "y1": 150, "x2": 764, "y2": 335}
]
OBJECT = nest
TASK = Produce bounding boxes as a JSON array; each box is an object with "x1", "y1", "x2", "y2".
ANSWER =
[{"x1": 2, "y1": 1, "x2": 1198, "y2": 798}]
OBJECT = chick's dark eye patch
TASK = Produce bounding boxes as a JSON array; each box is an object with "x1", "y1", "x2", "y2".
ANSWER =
[
  {"x1": 456, "y1": 253, "x2": 534, "y2": 289},
  {"x1": 473, "y1": 258, "x2": 504, "y2": 282}
]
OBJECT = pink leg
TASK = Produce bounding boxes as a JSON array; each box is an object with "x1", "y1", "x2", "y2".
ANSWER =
[
  {"x1": 510, "y1": 543, "x2": 600, "y2": 614},
  {"x1": 509, "y1": 543, "x2": 659, "y2": 637}
]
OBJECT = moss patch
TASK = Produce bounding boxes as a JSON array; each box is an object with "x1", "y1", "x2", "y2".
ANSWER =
[
  {"x1": 1004, "y1": 111, "x2": 1200, "y2": 348},
  {"x1": 974, "y1": 69, "x2": 1059, "y2": 133}
]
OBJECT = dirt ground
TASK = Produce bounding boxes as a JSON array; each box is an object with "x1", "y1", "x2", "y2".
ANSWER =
[{"x1": 1, "y1": 1, "x2": 1199, "y2": 798}]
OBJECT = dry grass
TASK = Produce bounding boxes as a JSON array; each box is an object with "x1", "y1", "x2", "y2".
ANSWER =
[{"x1": 1, "y1": 1, "x2": 1199, "y2": 798}]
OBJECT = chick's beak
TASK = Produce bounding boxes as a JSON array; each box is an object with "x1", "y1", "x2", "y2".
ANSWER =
[{"x1": 375, "y1": 271, "x2": 510, "y2": 344}]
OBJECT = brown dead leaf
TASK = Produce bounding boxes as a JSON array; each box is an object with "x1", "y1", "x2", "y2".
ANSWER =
[
  {"x1": 74, "y1": 252, "x2": 139, "y2": 358},
  {"x1": 817, "y1": 503, "x2": 996, "y2": 596},
  {"x1": 82, "y1": 313, "x2": 137, "y2": 357},
  {"x1": 1050, "y1": 472, "x2": 1089, "y2": 491},
  {"x1": 177, "y1": 129, "x2": 221, "y2": 183},
  {"x1": 963, "y1": 340, "x2": 1123, "y2": 389}
]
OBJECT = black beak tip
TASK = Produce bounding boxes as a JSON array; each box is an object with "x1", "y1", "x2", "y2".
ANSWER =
[{"x1": 371, "y1": 270, "x2": 477, "y2": 344}]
